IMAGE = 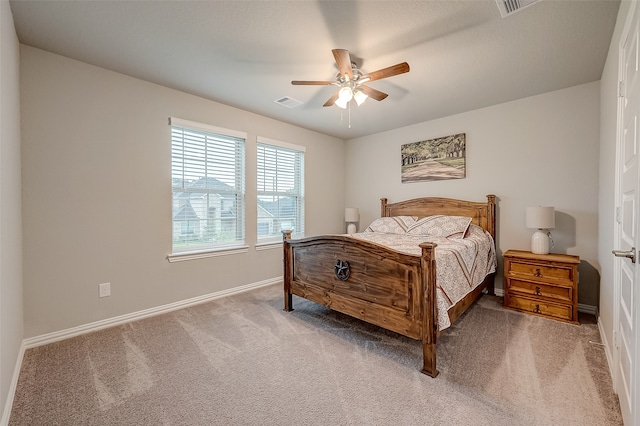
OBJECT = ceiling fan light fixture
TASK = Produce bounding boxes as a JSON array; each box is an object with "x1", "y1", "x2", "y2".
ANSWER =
[
  {"x1": 338, "y1": 86, "x2": 353, "y2": 102},
  {"x1": 354, "y1": 89, "x2": 368, "y2": 106}
]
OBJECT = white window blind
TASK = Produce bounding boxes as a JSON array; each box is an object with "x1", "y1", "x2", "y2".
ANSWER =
[
  {"x1": 257, "y1": 137, "x2": 305, "y2": 242},
  {"x1": 170, "y1": 117, "x2": 246, "y2": 253}
]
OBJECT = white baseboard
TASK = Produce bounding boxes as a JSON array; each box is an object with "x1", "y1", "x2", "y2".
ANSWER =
[
  {"x1": 24, "y1": 277, "x2": 281, "y2": 349},
  {"x1": 1, "y1": 342, "x2": 26, "y2": 426},
  {"x1": 598, "y1": 315, "x2": 615, "y2": 380}
]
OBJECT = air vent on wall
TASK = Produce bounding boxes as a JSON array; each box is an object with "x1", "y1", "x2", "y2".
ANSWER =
[
  {"x1": 274, "y1": 96, "x2": 303, "y2": 109},
  {"x1": 496, "y1": 0, "x2": 541, "y2": 18}
]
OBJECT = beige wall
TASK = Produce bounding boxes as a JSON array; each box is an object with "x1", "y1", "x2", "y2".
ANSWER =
[
  {"x1": 345, "y1": 82, "x2": 601, "y2": 306},
  {"x1": 0, "y1": 0, "x2": 23, "y2": 421},
  {"x1": 20, "y1": 46, "x2": 344, "y2": 338},
  {"x1": 599, "y1": 0, "x2": 635, "y2": 370}
]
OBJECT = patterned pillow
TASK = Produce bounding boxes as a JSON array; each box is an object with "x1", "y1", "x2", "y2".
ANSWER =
[
  {"x1": 364, "y1": 216, "x2": 418, "y2": 234},
  {"x1": 406, "y1": 215, "x2": 472, "y2": 239}
]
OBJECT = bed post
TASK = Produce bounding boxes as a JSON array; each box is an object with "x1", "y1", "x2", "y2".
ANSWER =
[
  {"x1": 380, "y1": 198, "x2": 388, "y2": 217},
  {"x1": 486, "y1": 194, "x2": 496, "y2": 295},
  {"x1": 282, "y1": 230, "x2": 293, "y2": 312},
  {"x1": 419, "y1": 242, "x2": 439, "y2": 378},
  {"x1": 486, "y1": 194, "x2": 496, "y2": 239}
]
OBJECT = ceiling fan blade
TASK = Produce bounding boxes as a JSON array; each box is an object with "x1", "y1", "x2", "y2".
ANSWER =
[
  {"x1": 291, "y1": 80, "x2": 334, "y2": 85},
  {"x1": 363, "y1": 62, "x2": 410, "y2": 82},
  {"x1": 332, "y1": 49, "x2": 354, "y2": 81},
  {"x1": 323, "y1": 91, "x2": 340, "y2": 107},
  {"x1": 360, "y1": 85, "x2": 389, "y2": 101}
]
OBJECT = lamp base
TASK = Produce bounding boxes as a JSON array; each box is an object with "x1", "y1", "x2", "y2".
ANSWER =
[
  {"x1": 347, "y1": 223, "x2": 357, "y2": 234},
  {"x1": 531, "y1": 229, "x2": 550, "y2": 254}
]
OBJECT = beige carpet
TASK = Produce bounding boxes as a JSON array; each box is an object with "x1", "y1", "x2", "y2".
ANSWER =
[{"x1": 9, "y1": 284, "x2": 622, "y2": 425}]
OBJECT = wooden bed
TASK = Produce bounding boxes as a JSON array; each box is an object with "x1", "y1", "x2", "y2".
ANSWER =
[{"x1": 282, "y1": 195, "x2": 496, "y2": 377}]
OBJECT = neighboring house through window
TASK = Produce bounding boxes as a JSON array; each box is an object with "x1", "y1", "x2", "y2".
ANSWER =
[
  {"x1": 257, "y1": 136, "x2": 305, "y2": 243},
  {"x1": 170, "y1": 117, "x2": 246, "y2": 255}
]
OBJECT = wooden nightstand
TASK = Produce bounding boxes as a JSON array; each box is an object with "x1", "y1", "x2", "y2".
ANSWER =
[{"x1": 503, "y1": 250, "x2": 579, "y2": 324}]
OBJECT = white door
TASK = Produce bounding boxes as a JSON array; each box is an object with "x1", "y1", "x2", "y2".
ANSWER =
[{"x1": 614, "y1": 3, "x2": 640, "y2": 424}]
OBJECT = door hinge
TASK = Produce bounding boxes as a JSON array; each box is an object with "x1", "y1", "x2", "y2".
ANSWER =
[
  {"x1": 619, "y1": 81, "x2": 625, "y2": 98},
  {"x1": 616, "y1": 206, "x2": 622, "y2": 223},
  {"x1": 614, "y1": 330, "x2": 619, "y2": 349}
]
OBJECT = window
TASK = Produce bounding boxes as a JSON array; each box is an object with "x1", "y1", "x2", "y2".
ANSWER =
[
  {"x1": 170, "y1": 117, "x2": 246, "y2": 255},
  {"x1": 257, "y1": 137, "x2": 305, "y2": 242}
]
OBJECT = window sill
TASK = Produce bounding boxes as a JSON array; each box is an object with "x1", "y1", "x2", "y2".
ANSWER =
[
  {"x1": 255, "y1": 241, "x2": 282, "y2": 251},
  {"x1": 256, "y1": 233, "x2": 306, "y2": 251},
  {"x1": 167, "y1": 246, "x2": 249, "y2": 263}
]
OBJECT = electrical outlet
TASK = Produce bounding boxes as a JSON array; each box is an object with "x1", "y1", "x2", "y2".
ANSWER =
[{"x1": 99, "y1": 282, "x2": 111, "y2": 298}]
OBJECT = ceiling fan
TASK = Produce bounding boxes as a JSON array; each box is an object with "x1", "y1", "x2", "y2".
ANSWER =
[{"x1": 291, "y1": 49, "x2": 410, "y2": 109}]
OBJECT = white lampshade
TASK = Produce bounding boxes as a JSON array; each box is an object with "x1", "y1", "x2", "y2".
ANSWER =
[
  {"x1": 339, "y1": 87, "x2": 353, "y2": 101},
  {"x1": 354, "y1": 89, "x2": 368, "y2": 106},
  {"x1": 335, "y1": 87, "x2": 353, "y2": 109},
  {"x1": 345, "y1": 207, "x2": 360, "y2": 222},
  {"x1": 335, "y1": 97, "x2": 348, "y2": 109},
  {"x1": 526, "y1": 206, "x2": 555, "y2": 229}
]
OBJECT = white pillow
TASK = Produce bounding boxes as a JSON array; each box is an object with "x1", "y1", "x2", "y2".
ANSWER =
[
  {"x1": 406, "y1": 215, "x2": 472, "y2": 239},
  {"x1": 364, "y1": 216, "x2": 418, "y2": 234}
]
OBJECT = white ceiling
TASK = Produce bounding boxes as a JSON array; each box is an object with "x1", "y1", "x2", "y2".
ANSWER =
[{"x1": 9, "y1": 0, "x2": 620, "y2": 140}]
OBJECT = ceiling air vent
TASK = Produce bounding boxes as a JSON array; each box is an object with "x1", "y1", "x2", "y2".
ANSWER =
[
  {"x1": 274, "y1": 96, "x2": 303, "y2": 109},
  {"x1": 496, "y1": 0, "x2": 541, "y2": 18}
]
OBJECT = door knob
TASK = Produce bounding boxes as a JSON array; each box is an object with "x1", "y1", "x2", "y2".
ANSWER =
[{"x1": 613, "y1": 247, "x2": 636, "y2": 263}]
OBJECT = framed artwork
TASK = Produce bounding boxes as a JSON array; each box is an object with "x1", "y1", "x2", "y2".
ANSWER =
[{"x1": 401, "y1": 133, "x2": 466, "y2": 183}]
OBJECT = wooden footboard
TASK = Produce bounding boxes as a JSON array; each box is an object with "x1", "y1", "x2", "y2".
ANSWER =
[{"x1": 282, "y1": 231, "x2": 440, "y2": 377}]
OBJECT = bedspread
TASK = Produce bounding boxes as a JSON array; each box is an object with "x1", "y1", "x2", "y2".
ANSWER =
[{"x1": 350, "y1": 224, "x2": 496, "y2": 330}]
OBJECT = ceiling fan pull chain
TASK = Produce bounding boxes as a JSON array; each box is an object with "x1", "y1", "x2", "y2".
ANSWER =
[{"x1": 348, "y1": 101, "x2": 351, "y2": 128}]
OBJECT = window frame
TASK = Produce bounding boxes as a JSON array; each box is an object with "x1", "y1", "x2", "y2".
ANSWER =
[
  {"x1": 256, "y1": 136, "x2": 305, "y2": 246},
  {"x1": 168, "y1": 117, "x2": 247, "y2": 261}
]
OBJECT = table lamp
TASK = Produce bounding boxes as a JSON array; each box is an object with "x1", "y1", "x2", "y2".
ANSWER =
[
  {"x1": 345, "y1": 207, "x2": 359, "y2": 234},
  {"x1": 526, "y1": 206, "x2": 555, "y2": 254}
]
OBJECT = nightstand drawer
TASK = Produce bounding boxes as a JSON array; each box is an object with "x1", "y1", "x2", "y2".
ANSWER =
[
  {"x1": 507, "y1": 261, "x2": 574, "y2": 283},
  {"x1": 507, "y1": 279, "x2": 573, "y2": 303},
  {"x1": 506, "y1": 295, "x2": 574, "y2": 322}
]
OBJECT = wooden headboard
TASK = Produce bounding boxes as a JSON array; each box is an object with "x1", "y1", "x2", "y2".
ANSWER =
[{"x1": 380, "y1": 194, "x2": 496, "y2": 239}]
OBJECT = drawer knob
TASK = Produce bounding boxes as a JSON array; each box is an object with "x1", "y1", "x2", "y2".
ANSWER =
[
  {"x1": 534, "y1": 304, "x2": 541, "y2": 314},
  {"x1": 535, "y1": 286, "x2": 541, "y2": 295},
  {"x1": 534, "y1": 268, "x2": 542, "y2": 277}
]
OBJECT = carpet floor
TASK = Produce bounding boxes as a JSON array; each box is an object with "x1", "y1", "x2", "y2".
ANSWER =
[{"x1": 9, "y1": 284, "x2": 623, "y2": 425}]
